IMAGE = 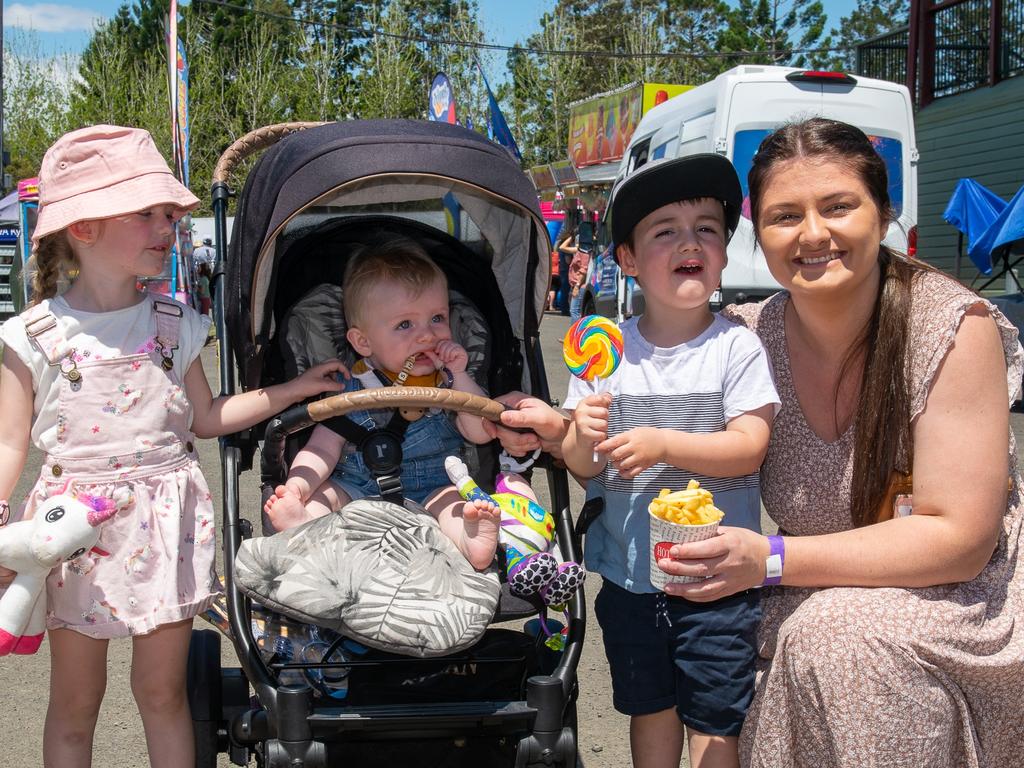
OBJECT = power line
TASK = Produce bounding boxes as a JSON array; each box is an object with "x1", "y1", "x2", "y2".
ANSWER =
[{"x1": 191, "y1": 0, "x2": 856, "y2": 61}]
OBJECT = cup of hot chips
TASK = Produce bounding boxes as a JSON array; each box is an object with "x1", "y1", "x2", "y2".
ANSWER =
[{"x1": 649, "y1": 480, "x2": 725, "y2": 590}]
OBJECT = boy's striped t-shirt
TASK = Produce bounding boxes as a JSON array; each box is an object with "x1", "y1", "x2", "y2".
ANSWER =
[{"x1": 564, "y1": 314, "x2": 780, "y2": 593}]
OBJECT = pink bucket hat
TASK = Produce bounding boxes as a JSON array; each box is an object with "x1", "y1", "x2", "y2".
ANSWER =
[{"x1": 32, "y1": 124, "x2": 200, "y2": 247}]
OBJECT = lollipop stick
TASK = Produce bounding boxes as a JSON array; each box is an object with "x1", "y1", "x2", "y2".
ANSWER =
[{"x1": 593, "y1": 375, "x2": 602, "y2": 463}]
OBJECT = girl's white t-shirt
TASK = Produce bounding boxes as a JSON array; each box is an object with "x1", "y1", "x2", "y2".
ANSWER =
[{"x1": 0, "y1": 294, "x2": 211, "y2": 452}]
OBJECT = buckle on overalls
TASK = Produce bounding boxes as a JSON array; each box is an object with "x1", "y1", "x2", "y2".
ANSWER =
[{"x1": 23, "y1": 314, "x2": 57, "y2": 337}]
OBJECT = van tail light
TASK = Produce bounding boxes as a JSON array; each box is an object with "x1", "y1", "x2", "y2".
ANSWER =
[
  {"x1": 786, "y1": 71, "x2": 857, "y2": 85},
  {"x1": 654, "y1": 89, "x2": 669, "y2": 106},
  {"x1": 907, "y1": 226, "x2": 917, "y2": 258}
]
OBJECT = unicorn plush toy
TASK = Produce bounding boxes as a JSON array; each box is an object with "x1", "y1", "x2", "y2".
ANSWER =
[
  {"x1": 445, "y1": 455, "x2": 585, "y2": 607},
  {"x1": 0, "y1": 489, "x2": 122, "y2": 655}
]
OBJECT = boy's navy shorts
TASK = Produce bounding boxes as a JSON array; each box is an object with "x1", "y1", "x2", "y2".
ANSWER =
[{"x1": 594, "y1": 580, "x2": 761, "y2": 737}]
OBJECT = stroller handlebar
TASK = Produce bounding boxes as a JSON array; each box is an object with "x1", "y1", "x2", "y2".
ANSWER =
[
  {"x1": 307, "y1": 387, "x2": 506, "y2": 423},
  {"x1": 213, "y1": 121, "x2": 328, "y2": 185}
]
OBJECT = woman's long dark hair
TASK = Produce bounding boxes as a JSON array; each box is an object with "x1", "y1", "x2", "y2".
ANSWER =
[{"x1": 748, "y1": 118, "x2": 935, "y2": 528}]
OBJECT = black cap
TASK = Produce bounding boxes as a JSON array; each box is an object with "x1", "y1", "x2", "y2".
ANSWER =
[
  {"x1": 202, "y1": 237, "x2": 212, "y2": 245},
  {"x1": 610, "y1": 154, "x2": 742, "y2": 247}
]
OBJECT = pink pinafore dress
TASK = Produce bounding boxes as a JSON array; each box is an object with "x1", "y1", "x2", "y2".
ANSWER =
[{"x1": 20, "y1": 298, "x2": 219, "y2": 639}]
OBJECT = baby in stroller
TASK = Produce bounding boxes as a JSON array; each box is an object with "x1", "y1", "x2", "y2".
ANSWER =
[{"x1": 262, "y1": 238, "x2": 508, "y2": 570}]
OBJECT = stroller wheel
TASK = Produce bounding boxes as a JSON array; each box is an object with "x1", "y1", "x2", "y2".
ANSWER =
[{"x1": 187, "y1": 629, "x2": 224, "y2": 767}]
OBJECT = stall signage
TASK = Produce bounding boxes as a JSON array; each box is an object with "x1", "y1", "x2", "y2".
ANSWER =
[{"x1": 0, "y1": 226, "x2": 18, "y2": 244}]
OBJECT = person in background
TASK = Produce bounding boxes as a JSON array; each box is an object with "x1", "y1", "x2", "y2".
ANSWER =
[
  {"x1": 556, "y1": 226, "x2": 579, "y2": 316},
  {"x1": 568, "y1": 245, "x2": 591, "y2": 321},
  {"x1": 192, "y1": 237, "x2": 215, "y2": 270},
  {"x1": 196, "y1": 263, "x2": 212, "y2": 316},
  {"x1": 548, "y1": 246, "x2": 560, "y2": 312}
]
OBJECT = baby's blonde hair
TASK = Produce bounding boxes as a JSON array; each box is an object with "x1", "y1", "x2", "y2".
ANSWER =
[{"x1": 343, "y1": 239, "x2": 447, "y2": 327}]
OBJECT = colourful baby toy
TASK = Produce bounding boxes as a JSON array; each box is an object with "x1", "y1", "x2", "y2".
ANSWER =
[
  {"x1": 445, "y1": 456, "x2": 585, "y2": 607},
  {"x1": 0, "y1": 487, "x2": 124, "y2": 655}
]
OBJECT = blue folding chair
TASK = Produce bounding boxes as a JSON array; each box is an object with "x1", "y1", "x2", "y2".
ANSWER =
[
  {"x1": 944, "y1": 178, "x2": 1008, "y2": 281},
  {"x1": 944, "y1": 179, "x2": 1024, "y2": 292}
]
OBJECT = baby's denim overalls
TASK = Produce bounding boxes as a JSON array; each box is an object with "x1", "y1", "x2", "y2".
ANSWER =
[{"x1": 330, "y1": 373, "x2": 464, "y2": 504}]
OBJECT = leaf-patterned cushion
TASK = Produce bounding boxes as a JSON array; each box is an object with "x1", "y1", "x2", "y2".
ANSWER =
[{"x1": 234, "y1": 497, "x2": 500, "y2": 657}]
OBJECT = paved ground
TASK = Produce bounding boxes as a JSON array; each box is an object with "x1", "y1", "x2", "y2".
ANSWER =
[{"x1": 5, "y1": 311, "x2": 1023, "y2": 767}]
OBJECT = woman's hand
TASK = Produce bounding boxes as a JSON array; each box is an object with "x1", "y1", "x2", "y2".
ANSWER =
[
  {"x1": 599, "y1": 427, "x2": 665, "y2": 479},
  {"x1": 481, "y1": 392, "x2": 569, "y2": 456},
  {"x1": 659, "y1": 526, "x2": 770, "y2": 602},
  {"x1": 286, "y1": 360, "x2": 348, "y2": 402}
]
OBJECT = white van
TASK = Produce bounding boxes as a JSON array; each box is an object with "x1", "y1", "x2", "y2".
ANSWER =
[{"x1": 583, "y1": 65, "x2": 918, "y2": 317}]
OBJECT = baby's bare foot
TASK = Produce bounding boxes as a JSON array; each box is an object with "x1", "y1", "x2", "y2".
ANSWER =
[
  {"x1": 266, "y1": 487, "x2": 312, "y2": 532},
  {"x1": 462, "y1": 499, "x2": 501, "y2": 571}
]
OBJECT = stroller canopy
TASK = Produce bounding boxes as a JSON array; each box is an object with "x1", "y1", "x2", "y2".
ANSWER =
[{"x1": 226, "y1": 120, "x2": 551, "y2": 387}]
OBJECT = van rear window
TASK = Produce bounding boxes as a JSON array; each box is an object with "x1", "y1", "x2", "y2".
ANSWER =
[{"x1": 732, "y1": 129, "x2": 904, "y2": 218}]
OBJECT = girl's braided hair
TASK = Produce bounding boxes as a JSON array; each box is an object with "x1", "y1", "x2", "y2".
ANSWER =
[{"x1": 30, "y1": 232, "x2": 78, "y2": 306}]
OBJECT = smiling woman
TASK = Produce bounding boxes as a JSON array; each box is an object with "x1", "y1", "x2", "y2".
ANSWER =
[{"x1": 660, "y1": 117, "x2": 1024, "y2": 767}]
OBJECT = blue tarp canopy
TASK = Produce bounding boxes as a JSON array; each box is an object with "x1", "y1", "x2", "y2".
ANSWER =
[{"x1": 944, "y1": 179, "x2": 1024, "y2": 275}]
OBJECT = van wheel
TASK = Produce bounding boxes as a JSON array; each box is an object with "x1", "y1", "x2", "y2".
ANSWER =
[
  {"x1": 582, "y1": 297, "x2": 595, "y2": 317},
  {"x1": 188, "y1": 629, "x2": 224, "y2": 767}
]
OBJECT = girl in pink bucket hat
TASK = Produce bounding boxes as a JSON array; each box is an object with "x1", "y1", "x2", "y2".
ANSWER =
[{"x1": 0, "y1": 125, "x2": 347, "y2": 766}]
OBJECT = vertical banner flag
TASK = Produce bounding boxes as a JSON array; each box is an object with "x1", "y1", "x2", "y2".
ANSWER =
[
  {"x1": 166, "y1": 0, "x2": 191, "y2": 302},
  {"x1": 427, "y1": 73, "x2": 460, "y2": 239},
  {"x1": 175, "y1": 36, "x2": 196, "y2": 305},
  {"x1": 476, "y1": 61, "x2": 521, "y2": 161},
  {"x1": 428, "y1": 73, "x2": 457, "y2": 124},
  {"x1": 175, "y1": 38, "x2": 190, "y2": 187}
]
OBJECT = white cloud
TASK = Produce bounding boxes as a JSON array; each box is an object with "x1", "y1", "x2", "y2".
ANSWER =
[{"x1": 5, "y1": 3, "x2": 106, "y2": 34}]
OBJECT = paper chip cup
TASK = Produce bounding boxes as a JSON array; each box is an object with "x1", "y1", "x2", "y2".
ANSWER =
[{"x1": 649, "y1": 511, "x2": 720, "y2": 590}]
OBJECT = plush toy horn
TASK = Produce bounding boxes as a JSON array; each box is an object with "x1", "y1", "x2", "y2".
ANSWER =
[{"x1": 76, "y1": 495, "x2": 119, "y2": 527}]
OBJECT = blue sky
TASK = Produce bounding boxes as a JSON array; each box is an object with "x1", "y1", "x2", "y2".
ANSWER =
[{"x1": 3, "y1": 0, "x2": 860, "y2": 65}]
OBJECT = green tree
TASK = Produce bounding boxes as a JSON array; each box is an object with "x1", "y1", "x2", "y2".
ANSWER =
[
  {"x1": 719, "y1": 0, "x2": 830, "y2": 67},
  {"x1": 504, "y1": 7, "x2": 589, "y2": 165},
  {"x1": 357, "y1": 0, "x2": 428, "y2": 118},
  {"x1": 1, "y1": 31, "x2": 74, "y2": 182},
  {"x1": 286, "y1": 0, "x2": 370, "y2": 119},
  {"x1": 662, "y1": 0, "x2": 733, "y2": 85},
  {"x1": 67, "y1": 15, "x2": 169, "y2": 152}
]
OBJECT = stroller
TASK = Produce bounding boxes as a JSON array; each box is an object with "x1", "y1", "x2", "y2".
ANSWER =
[{"x1": 187, "y1": 120, "x2": 585, "y2": 768}]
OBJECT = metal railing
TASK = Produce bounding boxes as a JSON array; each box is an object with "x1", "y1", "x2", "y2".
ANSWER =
[
  {"x1": 857, "y1": 26, "x2": 910, "y2": 87},
  {"x1": 855, "y1": 0, "x2": 1022, "y2": 106},
  {"x1": 1003, "y1": 0, "x2": 1024, "y2": 78},
  {"x1": 933, "y1": 0, "x2": 993, "y2": 98}
]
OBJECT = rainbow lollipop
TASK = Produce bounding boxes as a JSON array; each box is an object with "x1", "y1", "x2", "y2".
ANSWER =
[{"x1": 563, "y1": 315, "x2": 624, "y2": 461}]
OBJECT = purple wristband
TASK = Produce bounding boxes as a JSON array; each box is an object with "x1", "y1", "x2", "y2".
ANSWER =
[{"x1": 763, "y1": 535, "x2": 784, "y2": 586}]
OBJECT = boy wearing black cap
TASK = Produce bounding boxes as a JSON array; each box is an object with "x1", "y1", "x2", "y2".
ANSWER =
[{"x1": 562, "y1": 155, "x2": 780, "y2": 768}]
